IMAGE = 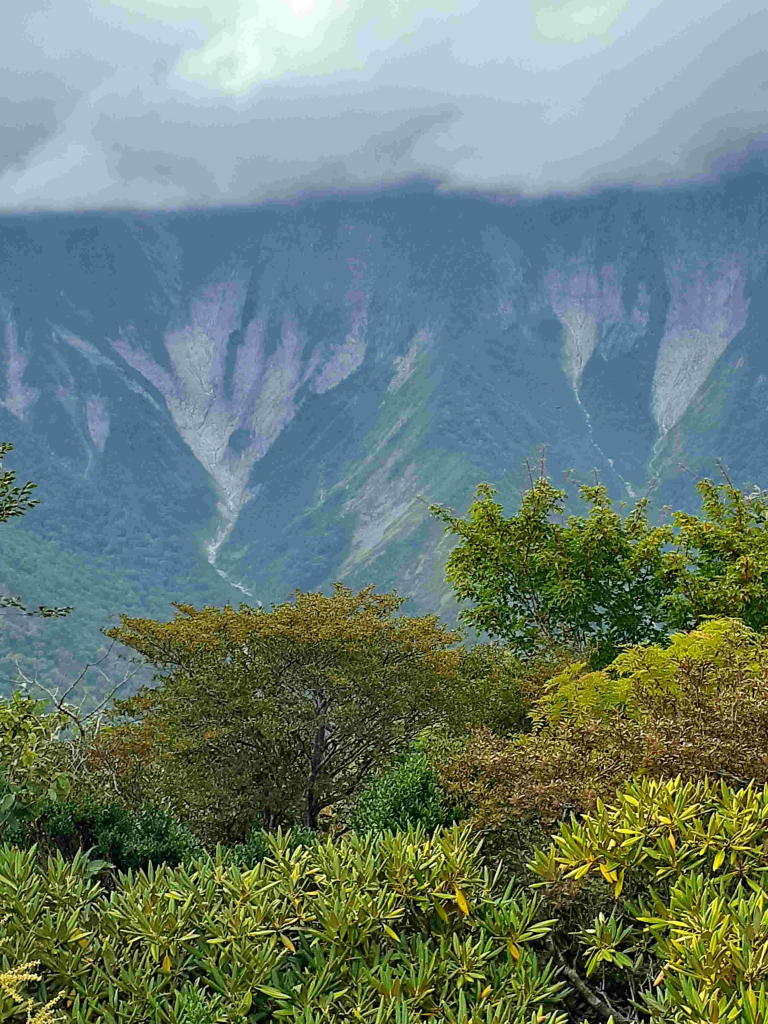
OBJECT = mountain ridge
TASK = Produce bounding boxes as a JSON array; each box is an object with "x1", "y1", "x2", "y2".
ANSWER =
[{"x1": 1, "y1": 176, "x2": 766, "y2": 710}]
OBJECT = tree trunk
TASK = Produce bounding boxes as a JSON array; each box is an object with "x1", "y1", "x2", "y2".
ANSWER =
[
  {"x1": 302, "y1": 796, "x2": 320, "y2": 830},
  {"x1": 304, "y1": 724, "x2": 326, "y2": 829},
  {"x1": 260, "y1": 807, "x2": 279, "y2": 831}
]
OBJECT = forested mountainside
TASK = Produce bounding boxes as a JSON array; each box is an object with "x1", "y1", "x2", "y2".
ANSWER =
[{"x1": 1, "y1": 173, "x2": 767, "y2": 710}]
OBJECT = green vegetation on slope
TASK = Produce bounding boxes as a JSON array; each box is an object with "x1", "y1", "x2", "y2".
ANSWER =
[{"x1": 5, "y1": 438, "x2": 768, "y2": 1022}]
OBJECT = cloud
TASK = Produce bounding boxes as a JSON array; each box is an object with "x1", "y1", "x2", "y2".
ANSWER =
[{"x1": 0, "y1": 0, "x2": 765, "y2": 211}]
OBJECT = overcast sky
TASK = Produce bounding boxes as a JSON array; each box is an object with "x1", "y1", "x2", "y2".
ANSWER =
[{"x1": 0, "y1": 0, "x2": 766, "y2": 212}]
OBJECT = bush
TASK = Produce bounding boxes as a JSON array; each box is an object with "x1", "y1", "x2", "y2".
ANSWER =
[
  {"x1": 220, "y1": 822, "x2": 318, "y2": 869},
  {"x1": 0, "y1": 823, "x2": 589, "y2": 1024},
  {"x1": 351, "y1": 746, "x2": 465, "y2": 835},
  {"x1": 528, "y1": 773, "x2": 768, "y2": 1023},
  {"x1": 435, "y1": 617, "x2": 768, "y2": 827},
  {"x1": 6, "y1": 791, "x2": 205, "y2": 875},
  {"x1": 0, "y1": 692, "x2": 76, "y2": 847}
]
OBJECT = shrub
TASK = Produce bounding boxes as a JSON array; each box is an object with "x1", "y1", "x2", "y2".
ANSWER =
[
  {"x1": 0, "y1": 823, "x2": 592, "y2": 1023},
  {"x1": 6, "y1": 792, "x2": 205, "y2": 875},
  {"x1": 0, "y1": 693, "x2": 75, "y2": 846},
  {"x1": 220, "y1": 822, "x2": 317, "y2": 869},
  {"x1": 529, "y1": 773, "x2": 768, "y2": 1023},
  {"x1": 0, "y1": 929, "x2": 67, "y2": 1024},
  {"x1": 351, "y1": 746, "x2": 465, "y2": 835},
  {"x1": 435, "y1": 617, "x2": 768, "y2": 827}
]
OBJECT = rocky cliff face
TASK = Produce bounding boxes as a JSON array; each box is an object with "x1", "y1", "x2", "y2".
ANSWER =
[{"x1": 1, "y1": 177, "x2": 767, "y2": 704}]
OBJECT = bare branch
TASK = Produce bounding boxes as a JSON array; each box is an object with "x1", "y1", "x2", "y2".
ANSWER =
[
  {"x1": 677, "y1": 460, "x2": 701, "y2": 482},
  {"x1": 544, "y1": 936, "x2": 632, "y2": 1023},
  {"x1": 11, "y1": 639, "x2": 143, "y2": 743},
  {"x1": 715, "y1": 457, "x2": 734, "y2": 488}
]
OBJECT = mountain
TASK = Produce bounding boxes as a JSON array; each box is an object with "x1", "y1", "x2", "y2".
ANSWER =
[{"x1": 1, "y1": 175, "x2": 767, "y2": 714}]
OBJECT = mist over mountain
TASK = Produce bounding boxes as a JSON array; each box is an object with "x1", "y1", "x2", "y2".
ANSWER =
[{"x1": 1, "y1": 173, "x2": 767, "y2": 711}]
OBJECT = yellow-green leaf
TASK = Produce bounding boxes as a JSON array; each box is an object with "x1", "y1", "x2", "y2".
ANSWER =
[
  {"x1": 599, "y1": 864, "x2": 616, "y2": 884},
  {"x1": 280, "y1": 934, "x2": 296, "y2": 953},
  {"x1": 455, "y1": 887, "x2": 470, "y2": 916},
  {"x1": 480, "y1": 985, "x2": 492, "y2": 1000},
  {"x1": 713, "y1": 848, "x2": 726, "y2": 870},
  {"x1": 257, "y1": 985, "x2": 291, "y2": 1000},
  {"x1": 508, "y1": 940, "x2": 520, "y2": 960},
  {"x1": 384, "y1": 925, "x2": 401, "y2": 943},
  {"x1": 434, "y1": 901, "x2": 449, "y2": 924},
  {"x1": 162, "y1": 953, "x2": 171, "y2": 974}
]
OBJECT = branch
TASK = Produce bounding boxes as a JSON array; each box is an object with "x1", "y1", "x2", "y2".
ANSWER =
[
  {"x1": 10, "y1": 642, "x2": 152, "y2": 801},
  {"x1": 544, "y1": 935, "x2": 633, "y2": 1024},
  {"x1": 0, "y1": 594, "x2": 73, "y2": 618},
  {"x1": 11, "y1": 639, "x2": 143, "y2": 742}
]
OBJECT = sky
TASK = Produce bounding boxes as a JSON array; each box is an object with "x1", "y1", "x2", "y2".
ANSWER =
[{"x1": 0, "y1": 0, "x2": 766, "y2": 212}]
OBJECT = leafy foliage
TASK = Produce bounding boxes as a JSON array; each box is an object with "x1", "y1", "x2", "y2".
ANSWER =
[
  {"x1": 528, "y1": 773, "x2": 768, "y2": 1022},
  {"x1": 435, "y1": 617, "x2": 768, "y2": 827},
  {"x1": 0, "y1": 823, "x2": 582, "y2": 1024},
  {"x1": 437, "y1": 642, "x2": 577, "y2": 740},
  {"x1": 429, "y1": 469, "x2": 679, "y2": 669},
  {"x1": 96, "y1": 584, "x2": 475, "y2": 835},
  {"x1": 219, "y1": 823, "x2": 318, "y2": 870},
  {"x1": 430, "y1": 463, "x2": 768, "y2": 671},
  {"x1": 662, "y1": 472, "x2": 768, "y2": 633},
  {"x1": 0, "y1": 442, "x2": 72, "y2": 621},
  {"x1": 0, "y1": 693, "x2": 75, "y2": 846},
  {"x1": 5, "y1": 791, "x2": 206, "y2": 877},
  {"x1": 351, "y1": 744, "x2": 465, "y2": 835}
]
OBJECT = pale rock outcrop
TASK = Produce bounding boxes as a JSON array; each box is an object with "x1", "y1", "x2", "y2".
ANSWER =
[
  {"x1": 1, "y1": 312, "x2": 38, "y2": 421},
  {"x1": 108, "y1": 261, "x2": 374, "y2": 584},
  {"x1": 545, "y1": 255, "x2": 625, "y2": 392},
  {"x1": 652, "y1": 254, "x2": 749, "y2": 434},
  {"x1": 387, "y1": 327, "x2": 433, "y2": 394},
  {"x1": 85, "y1": 396, "x2": 110, "y2": 452}
]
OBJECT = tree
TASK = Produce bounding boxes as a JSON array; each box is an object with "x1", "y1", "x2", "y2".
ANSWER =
[
  {"x1": 430, "y1": 457, "x2": 768, "y2": 670},
  {"x1": 97, "y1": 583, "x2": 471, "y2": 835},
  {"x1": 429, "y1": 459, "x2": 680, "y2": 670},
  {"x1": 0, "y1": 442, "x2": 72, "y2": 619},
  {"x1": 11, "y1": 640, "x2": 154, "y2": 808},
  {"x1": 0, "y1": 692, "x2": 75, "y2": 844},
  {"x1": 661, "y1": 460, "x2": 768, "y2": 633}
]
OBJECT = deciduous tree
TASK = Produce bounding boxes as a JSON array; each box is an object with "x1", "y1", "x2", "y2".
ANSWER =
[
  {"x1": 98, "y1": 584, "x2": 472, "y2": 836},
  {"x1": 662, "y1": 461, "x2": 768, "y2": 633},
  {"x1": 429, "y1": 460, "x2": 678, "y2": 669},
  {"x1": 430, "y1": 457, "x2": 768, "y2": 670},
  {"x1": 435, "y1": 617, "x2": 768, "y2": 829}
]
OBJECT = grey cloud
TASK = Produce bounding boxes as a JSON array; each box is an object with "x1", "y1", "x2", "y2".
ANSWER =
[
  {"x1": 0, "y1": 0, "x2": 765, "y2": 212},
  {"x1": 0, "y1": 98, "x2": 59, "y2": 175}
]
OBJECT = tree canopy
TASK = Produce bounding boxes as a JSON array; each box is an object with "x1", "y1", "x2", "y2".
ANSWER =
[
  {"x1": 95, "y1": 583, "x2": 475, "y2": 836},
  {"x1": 429, "y1": 464, "x2": 678, "y2": 669},
  {"x1": 662, "y1": 468, "x2": 768, "y2": 633},
  {"x1": 435, "y1": 617, "x2": 768, "y2": 828},
  {"x1": 429, "y1": 459, "x2": 768, "y2": 669}
]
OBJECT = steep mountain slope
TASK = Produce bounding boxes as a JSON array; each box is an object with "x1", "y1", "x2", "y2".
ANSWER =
[{"x1": 1, "y1": 177, "x2": 766, "y2": 711}]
